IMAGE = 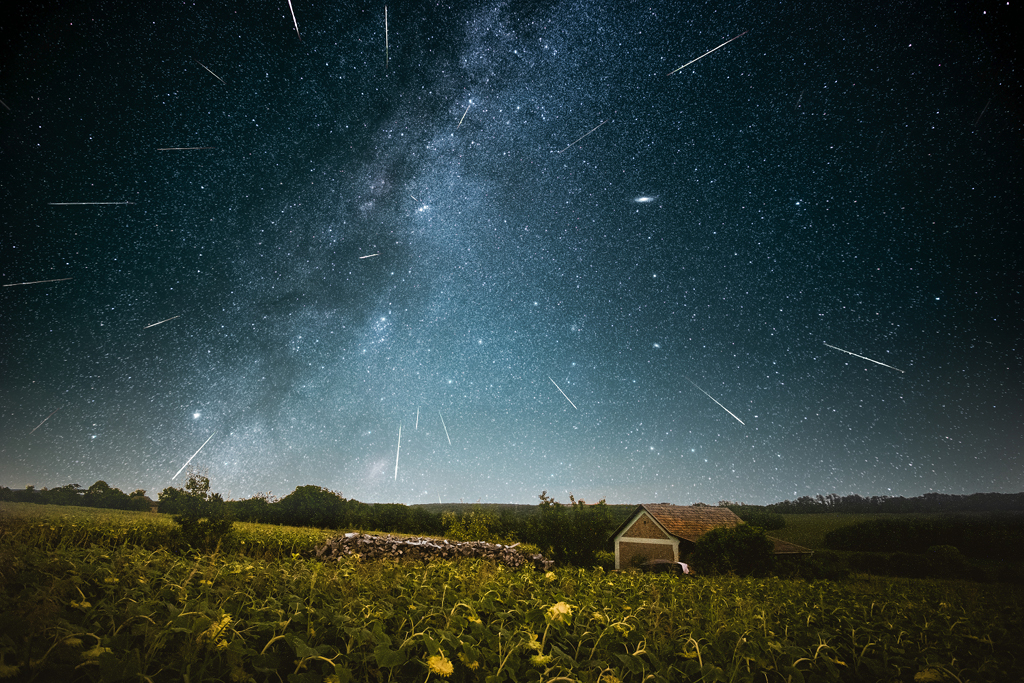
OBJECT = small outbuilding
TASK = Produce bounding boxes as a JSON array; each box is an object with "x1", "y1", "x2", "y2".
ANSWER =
[{"x1": 610, "y1": 503, "x2": 810, "y2": 570}]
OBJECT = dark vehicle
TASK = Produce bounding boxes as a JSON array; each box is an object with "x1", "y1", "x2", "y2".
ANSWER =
[{"x1": 641, "y1": 559, "x2": 692, "y2": 575}]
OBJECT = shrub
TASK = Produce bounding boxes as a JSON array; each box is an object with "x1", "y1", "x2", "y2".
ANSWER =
[
  {"x1": 691, "y1": 524, "x2": 775, "y2": 576},
  {"x1": 168, "y1": 472, "x2": 233, "y2": 550}
]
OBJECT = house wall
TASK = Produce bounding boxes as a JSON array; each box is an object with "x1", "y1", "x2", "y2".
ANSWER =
[
  {"x1": 615, "y1": 511, "x2": 677, "y2": 569},
  {"x1": 621, "y1": 514, "x2": 669, "y2": 539},
  {"x1": 617, "y1": 540, "x2": 675, "y2": 568}
]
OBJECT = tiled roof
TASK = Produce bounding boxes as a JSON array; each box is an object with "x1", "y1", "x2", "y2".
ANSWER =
[
  {"x1": 642, "y1": 504, "x2": 742, "y2": 541},
  {"x1": 609, "y1": 504, "x2": 742, "y2": 542}
]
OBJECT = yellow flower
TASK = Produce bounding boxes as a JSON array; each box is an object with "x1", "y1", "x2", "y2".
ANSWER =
[
  {"x1": 530, "y1": 654, "x2": 552, "y2": 666},
  {"x1": 458, "y1": 652, "x2": 479, "y2": 670},
  {"x1": 544, "y1": 571, "x2": 557, "y2": 582},
  {"x1": 547, "y1": 602, "x2": 572, "y2": 623},
  {"x1": 426, "y1": 654, "x2": 454, "y2": 677},
  {"x1": 526, "y1": 634, "x2": 543, "y2": 652}
]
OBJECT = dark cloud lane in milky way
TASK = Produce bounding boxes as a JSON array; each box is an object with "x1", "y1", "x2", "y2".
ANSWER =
[{"x1": 1, "y1": 0, "x2": 1021, "y2": 504}]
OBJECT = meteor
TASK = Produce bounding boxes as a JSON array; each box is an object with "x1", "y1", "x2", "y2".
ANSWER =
[
  {"x1": 29, "y1": 408, "x2": 61, "y2": 435},
  {"x1": 823, "y1": 342, "x2": 904, "y2": 373},
  {"x1": 557, "y1": 120, "x2": 607, "y2": 153},
  {"x1": 439, "y1": 411, "x2": 451, "y2": 445},
  {"x1": 193, "y1": 59, "x2": 226, "y2": 85},
  {"x1": 685, "y1": 377, "x2": 744, "y2": 425},
  {"x1": 458, "y1": 101, "x2": 471, "y2": 128},
  {"x1": 157, "y1": 147, "x2": 214, "y2": 151},
  {"x1": 548, "y1": 376, "x2": 578, "y2": 410},
  {"x1": 384, "y1": 6, "x2": 389, "y2": 69},
  {"x1": 394, "y1": 424, "x2": 402, "y2": 481},
  {"x1": 173, "y1": 432, "x2": 216, "y2": 480},
  {"x1": 287, "y1": 0, "x2": 301, "y2": 40},
  {"x1": 668, "y1": 30, "x2": 748, "y2": 75},
  {"x1": 48, "y1": 202, "x2": 132, "y2": 205},
  {"x1": 3, "y1": 277, "x2": 72, "y2": 287},
  {"x1": 359, "y1": 253, "x2": 380, "y2": 259},
  {"x1": 143, "y1": 315, "x2": 181, "y2": 329}
]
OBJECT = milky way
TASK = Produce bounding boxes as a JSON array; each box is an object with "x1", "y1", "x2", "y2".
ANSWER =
[{"x1": 1, "y1": 0, "x2": 1020, "y2": 504}]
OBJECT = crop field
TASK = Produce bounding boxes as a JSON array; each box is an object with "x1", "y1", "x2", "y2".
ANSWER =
[
  {"x1": 2, "y1": 503, "x2": 1022, "y2": 682},
  {"x1": 770, "y1": 514, "x2": 895, "y2": 550}
]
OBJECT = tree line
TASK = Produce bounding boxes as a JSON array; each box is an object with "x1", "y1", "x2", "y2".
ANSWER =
[{"x1": 761, "y1": 491, "x2": 1024, "y2": 514}]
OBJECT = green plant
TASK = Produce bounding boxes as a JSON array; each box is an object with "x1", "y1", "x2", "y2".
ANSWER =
[
  {"x1": 169, "y1": 472, "x2": 234, "y2": 550},
  {"x1": 691, "y1": 524, "x2": 775, "y2": 576}
]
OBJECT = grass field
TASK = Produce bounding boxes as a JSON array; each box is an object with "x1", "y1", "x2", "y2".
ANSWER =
[{"x1": 2, "y1": 502, "x2": 1022, "y2": 682}]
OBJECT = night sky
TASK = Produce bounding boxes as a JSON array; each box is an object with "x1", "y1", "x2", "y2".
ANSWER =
[{"x1": 2, "y1": 0, "x2": 1021, "y2": 505}]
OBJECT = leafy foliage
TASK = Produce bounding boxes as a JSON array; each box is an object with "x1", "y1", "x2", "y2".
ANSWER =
[
  {"x1": 166, "y1": 472, "x2": 234, "y2": 550},
  {"x1": 691, "y1": 524, "x2": 776, "y2": 576},
  {"x1": 530, "y1": 492, "x2": 614, "y2": 566}
]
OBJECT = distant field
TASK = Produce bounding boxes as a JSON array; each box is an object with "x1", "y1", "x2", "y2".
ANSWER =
[
  {"x1": 769, "y1": 513, "x2": 894, "y2": 549},
  {"x1": 769, "y1": 511, "x2": 1024, "y2": 551}
]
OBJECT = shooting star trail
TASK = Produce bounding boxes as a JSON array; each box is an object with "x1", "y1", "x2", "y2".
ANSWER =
[
  {"x1": 415, "y1": 407, "x2": 419, "y2": 430},
  {"x1": 4, "y1": 277, "x2": 73, "y2": 287},
  {"x1": 193, "y1": 59, "x2": 226, "y2": 85},
  {"x1": 172, "y1": 432, "x2": 216, "y2": 480},
  {"x1": 359, "y1": 253, "x2": 380, "y2": 259},
  {"x1": 823, "y1": 342, "x2": 904, "y2": 373},
  {"x1": 439, "y1": 411, "x2": 451, "y2": 445},
  {"x1": 143, "y1": 315, "x2": 181, "y2": 329},
  {"x1": 557, "y1": 120, "x2": 606, "y2": 153},
  {"x1": 668, "y1": 30, "x2": 748, "y2": 75},
  {"x1": 157, "y1": 147, "x2": 215, "y2": 151},
  {"x1": 973, "y1": 98, "x2": 991, "y2": 128},
  {"x1": 685, "y1": 377, "x2": 745, "y2": 425},
  {"x1": 29, "y1": 408, "x2": 61, "y2": 435},
  {"x1": 48, "y1": 202, "x2": 133, "y2": 205},
  {"x1": 287, "y1": 0, "x2": 301, "y2": 39},
  {"x1": 457, "y1": 101, "x2": 471, "y2": 128},
  {"x1": 394, "y1": 424, "x2": 402, "y2": 481},
  {"x1": 548, "y1": 376, "x2": 578, "y2": 410},
  {"x1": 0, "y1": 99, "x2": 11, "y2": 111},
  {"x1": 384, "y1": 6, "x2": 389, "y2": 69}
]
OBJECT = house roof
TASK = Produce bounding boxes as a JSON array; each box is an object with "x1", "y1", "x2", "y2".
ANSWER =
[
  {"x1": 612, "y1": 504, "x2": 813, "y2": 554},
  {"x1": 612, "y1": 504, "x2": 743, "y2": 543}
]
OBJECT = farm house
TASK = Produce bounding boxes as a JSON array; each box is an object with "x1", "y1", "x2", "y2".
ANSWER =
[{"x1": 610, "y1": 504, "x2": 811, "y2": 570}]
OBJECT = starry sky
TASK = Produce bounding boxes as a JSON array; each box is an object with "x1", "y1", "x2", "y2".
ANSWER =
[{"x1": 1, "y1": 0, "x2": 1021, "y2": 505}]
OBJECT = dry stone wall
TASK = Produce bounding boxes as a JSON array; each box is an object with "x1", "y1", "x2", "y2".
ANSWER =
[{"x1": 311, "y1": 532, "x2": 554, "y2": 570}]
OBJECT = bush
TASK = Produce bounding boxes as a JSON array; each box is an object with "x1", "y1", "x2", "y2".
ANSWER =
[
  {"x1": 530, "y1": 492, "x2": 615, "y2": 567},
  {"x1": 691, "y1": 524, "x2": 775, "y2": 576},
  {"x1": 168, "y1": 472, "x2": 233, "y2": 550}
]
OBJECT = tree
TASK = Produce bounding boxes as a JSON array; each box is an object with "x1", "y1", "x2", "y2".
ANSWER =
[
  {"x1": 276, "y1": 485, "x2": 346, "y2": 528},
  {"x1": 691, "y1": 524, "x2": 775, "y2": 576},
  {"x1": 531, "y1": 492, "x2": 614, "y2": 567},
  {"x1": 169, "y1": 472, "x2": 233, "y2": 550}
]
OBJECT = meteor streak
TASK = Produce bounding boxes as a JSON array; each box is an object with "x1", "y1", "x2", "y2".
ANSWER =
[
  {"x1": 668, "y1": 30, "x2": 748, "y2": 75},
  {"x1": 415, "y1": 407, "x2": 419, "y2": 430},
  {"x1": 384, "y1": 6, "x2": 389, "y2": 69},
  {"x1": 359, "y1": 253, "x2": 380, "y2": 259},
  {"x1": 394, "y1": 424, "x2": 402, "y2": 481},
  {"x1": 457, "y1": 101, "x2": 471, "y2": 128},
  {"x1": 193, "y1": 59, "x2": 226, "y2": 85},
  {"x1": 287, "y1": 0, "x2": 301, "y2": 40},
  {"x1": 548, "y1": 376, "x2": 578, "y2": 410},
  {"x1": 173, "y1": 432, "x2": 216, "y2": 480},
  {"x1": 3, "y1": 277, "x2": 72, "y2": 287},
  {"x1": 685, "y1": 377, "x2": 744, "y2": 425},
  {"x1": 143, "y1": 315, "x2": 181, "y2": 329},
  {"x1": 30, "y1": 408, "x2": 61, "y2": 435},
  {"x1": 48, "y1": 202, "x2": 132, "y2": 205},
  {"x1": 557, "y1": 120, "x2": 606, "y2": 153},
  {"x1": 823, "y1": 342, "x2": 904, "y2": 373},
  {"x1": 157, "y1": 147, "x2": 215, "y2": 151},
  {"x1": 439, "y1": 411, "x2": 451, "y2": 445}
]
